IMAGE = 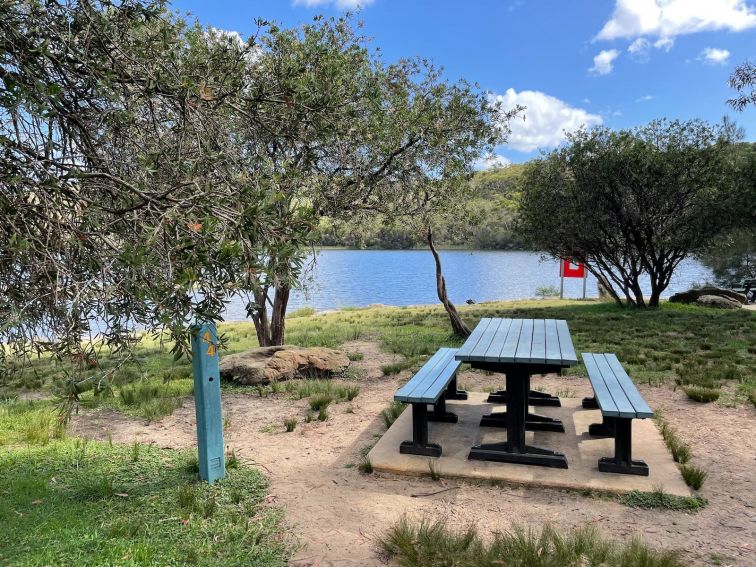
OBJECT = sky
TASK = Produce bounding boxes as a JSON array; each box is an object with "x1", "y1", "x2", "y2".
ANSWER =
[{"x1": 172, "y1": 0, "x2": 756, "y2": 165}]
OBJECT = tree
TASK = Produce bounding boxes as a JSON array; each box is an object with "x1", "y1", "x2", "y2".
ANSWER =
[
  {"x1": 231, "y1": 16, "x2": 516, "y2": 344},
  {"x1": 727, "y1": 60, "x2": 756, "y2": 111},
  {"x1": 517, "y1": 119, "x2": 742, "y2": 307},
  {"x1": 0, "y1": 1, "x2": 282, "y2": 382}
]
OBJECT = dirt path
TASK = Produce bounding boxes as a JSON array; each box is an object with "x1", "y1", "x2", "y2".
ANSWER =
[{"x1": 72, "y1": 340, "x2": 756, "y2": 566}]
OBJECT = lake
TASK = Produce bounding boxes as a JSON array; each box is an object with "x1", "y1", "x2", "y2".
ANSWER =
[{"x1": 221, "y1": 250, "x2": 713, "y2": 319}]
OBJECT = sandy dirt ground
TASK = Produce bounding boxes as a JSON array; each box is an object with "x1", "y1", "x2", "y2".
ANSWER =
[{"x1": 71, "y1": 340, "x2": 756, "y2": 567}]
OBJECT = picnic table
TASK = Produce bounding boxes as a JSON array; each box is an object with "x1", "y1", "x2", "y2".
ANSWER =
[{"x1": 456, "y1": 318, "x2": 578, "y2": 468}]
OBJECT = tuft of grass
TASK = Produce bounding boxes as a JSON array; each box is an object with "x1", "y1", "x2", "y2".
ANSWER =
[
  {"x1": 304, "y1": 411, "x2": 315, "y2": 423},
  {"x1": 379, "y1": 516, "x2": 684, "y2": 567},
  {"x1": 317, "y1": 407, "x2": 329, "y2": 421},
  {"x1": 620, "y1": 488, "x2": 706, "y2": 511},
  {"x1": 283, "y1": 418, "x2": 297, "y2": 432},
  {"x1": 381, "y1": 400, "x2": 407, "y2": 429},
  {"x1": 679, "y1": 464, "x2": 708, "y2": 490},
  {"x1": 343, "y1": 385, "x2": 360, "y2": 401},
  {"x1": 309, "y1": 394, "x2": 333, "y2": 411},
  {"x1": 682, "y1": 385, "x2": 720, "y2": 403},
  {"x1": 346, "y1": 351, "x2": 364, "y2": 361},
  {"x1": 131, "y1": 440, "x2": 140, "y2": 463},
  {"x1": 655, "y1": 415, "x2": 692, "y2": 464},
  {"x1": 358, "y1": 454, "x2": 373, "y2": 474},
  {"x1": 381, "y1": 359, "x2": 417, "y2": 376},
  {"x1": 427, "y1": 460, "x2": 441, "y2": 481},
  {"x1": 225, "y1": 450, "x2": 240, "y2": 470}
]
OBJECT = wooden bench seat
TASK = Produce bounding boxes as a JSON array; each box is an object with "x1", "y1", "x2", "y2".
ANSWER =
[
  {"x1": 394, "y1": 348, "x2": 467, "y2": 457},
  {"x1": 581, "y1": 353, "x2": 654, "y2": 476}
]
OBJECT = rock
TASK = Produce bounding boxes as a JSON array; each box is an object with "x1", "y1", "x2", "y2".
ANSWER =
[
  {"x1": 694, "y1": 295, "x2": 742, "y2": 309},
  {"x1": 669, "y1": 287, "x2": 746, "y2": 305},
  {"x1": 219, "y1": 345, "x2": 350, "y2": 385}
]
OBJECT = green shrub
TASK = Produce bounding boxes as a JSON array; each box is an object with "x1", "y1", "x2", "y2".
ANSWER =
[
  {"x1": 358, "y1": 455, "x2": 373, "y2": 474},
  {"x1": 346, "y1": 351, "x2": 364, "y2": 361},
  {"x1": 682, "y1": 385, "x2": 720, "y2": 403},
  {"x1": 317, "y1": 407, "x2": 328, "y2": 421},
  {"x1": 284, "y1": 418, "x2": 297, "y2": 432}
]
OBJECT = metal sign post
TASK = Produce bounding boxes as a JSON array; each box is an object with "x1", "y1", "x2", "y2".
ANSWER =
[
  {"x1": 560, "y1": 258, "x2": 586, "y2": 300},
  {"x1": 191, "y1": 322, "x2": 226, "y2": 483}
]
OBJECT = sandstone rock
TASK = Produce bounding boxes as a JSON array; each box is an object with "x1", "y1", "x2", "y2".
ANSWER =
[
  {"x1": 694, "y1": 295, "x2": 742, "y2": 309},
  {"x1": 219, "y1": 345, "x2": 350, "y2": 385},
  {"x1": 669, "y1": 287, "x2": 746, "y2": 305}
]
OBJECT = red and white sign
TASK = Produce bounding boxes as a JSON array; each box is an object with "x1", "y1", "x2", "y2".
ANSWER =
[{"x1": 561, "y1": 258, "x2": 586, "y2": 279}]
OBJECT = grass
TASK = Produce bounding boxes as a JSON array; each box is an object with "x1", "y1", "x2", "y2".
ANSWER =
[
  {"x1": 379, "y1": 516, "x2": 684, "y2": 567},
  {"x1": 381, "y1": 400, "x2": 408, "y2": 429},
  {"x1": 0, "y1": 440, "x2": 288, "y2": 566},
  {"x1": 654, "y1": 415, "x2": 692, "y2": 465},
  {"x1": 427, "y1": 460, "x2": 441, "y2": 481},
  {"x1": 308, "y1": 393, "x2": 333, "y2": 411},
  {"x1": 283, "y1": 417, "x2": 298, "y2": 432},
  {"x1": 0, "y1": 399, "x2": 65, "y2": 447},
  {"x1": 619, "y1": 488, "x2": 706, "y2": 511},
  {"x1": 679, "y1": 464, "x2": 708, "y2": 490},
  {"x1": 3, "y1": 300, "x2": 753, "y2": 421},
  {"x1": 682, "y1": 385, "x2": 721, "y2": 403},
  {"x1": 283, "y1": 379, "x2": 359, "y2": 404}
]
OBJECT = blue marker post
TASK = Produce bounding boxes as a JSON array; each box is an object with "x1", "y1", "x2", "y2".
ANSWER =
[{"x1": 190, "y1": 322, "x2": 226, "y2": 483}]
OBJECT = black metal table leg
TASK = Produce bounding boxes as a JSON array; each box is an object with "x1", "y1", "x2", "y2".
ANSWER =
[
  {"x1": 598, "y1": 417, "x2": 648, "y2": 476},
  {"x1": 480, "y1": 411, "x2": 565, "y2": 432},
  {"x1": 469, "y1": 371, "x2": 568, "y2": 468},
  {"x1": 487, "y1": 389, "x2": 561, "y2": 407}
]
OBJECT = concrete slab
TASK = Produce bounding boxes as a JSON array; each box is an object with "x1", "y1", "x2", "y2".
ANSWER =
[{"x1": 369, "y1": 393, "x2": 691, "y2": 497}]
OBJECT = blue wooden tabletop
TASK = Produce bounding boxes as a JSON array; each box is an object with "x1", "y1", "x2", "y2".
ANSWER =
[{"x1": 455, "y1": 318, "x2": 578, "y2": 366}]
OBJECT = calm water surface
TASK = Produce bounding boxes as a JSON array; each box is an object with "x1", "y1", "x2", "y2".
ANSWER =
[{"x1": 221, "y1": 250, "x2": 713, "y2": 319}]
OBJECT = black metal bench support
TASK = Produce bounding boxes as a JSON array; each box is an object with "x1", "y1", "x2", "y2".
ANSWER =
[
  {"x1": 444, "y1": 375, "x2": 468, "y2": 400},
  {"x1": 400, "y1": 403, "x2": 442, "y2": 457},
  {"x1": 428, "y1": 396, "x2": 458, "y2": 424},
  {"x1": 598, "y1": 417, "x2": 649, "y2": 476}
]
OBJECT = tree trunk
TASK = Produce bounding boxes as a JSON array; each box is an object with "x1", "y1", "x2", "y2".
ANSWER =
[
  {"x1": 427, "y1": 226, "x2": 471, "y2": 338},
  {"x1": 270, "y1": 281, "x2": 289, "y2": 345},
  {"x1": 248, "y1": 282, "x2": 290, "y2": 347},
  {"x1": 248, "y1": 288, "x2": 273, "y2": 347}
]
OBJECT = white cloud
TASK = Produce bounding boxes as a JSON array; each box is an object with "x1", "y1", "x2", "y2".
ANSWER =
[
  {"x1": 653, "y1": 37, "x2": 675, "y2": 51},
  {"x1": 636, "y1": 94, "x2": 654, "y2": 102},
  {"x1": 582, "y1": 98, "x2": 592, "y2": 103},
  {"x1": 490, "y1": 89, "x2": 603, "y2": 152},
  {"x1": 700, "y1": 47, "x2": 731, "y2": 64},
  {"x1": 293, "y1": 0, "x2": 374, "y2": 8},
  {"x1": 628, "y1": 37, "x2": 651, "y2": 60},
  {"x1": 475, "y1": 153, "x2": 512, "y2": 170},
  {"x1": 590, "y1": 49, "x2": 620, "y2": 75},
  {"x1": 596, "y1": 0, "x2": 756, "y2": 40}
]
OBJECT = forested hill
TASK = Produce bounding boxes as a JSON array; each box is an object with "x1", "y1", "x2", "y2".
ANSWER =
[{"x1": 317, "y1": 164, "x2": 527, "y2": 249}]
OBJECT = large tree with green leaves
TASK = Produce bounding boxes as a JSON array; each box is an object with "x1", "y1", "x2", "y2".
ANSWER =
[
  {"x1": 230, "y1": 16, "x2": 515, "y2": 344},
  {"x1": 517, "y1": 119, "x2": 744, "y2": 307},
  {"x1": 0, "y1": 0, "x2": 283, "y2": 385}
]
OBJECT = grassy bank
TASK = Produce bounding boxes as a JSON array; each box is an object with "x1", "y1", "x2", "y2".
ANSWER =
[
  {"x1": 2, "y1": 300, "x2": 754, "y2": 414},
  {"x1": 0, "y1": 436, "x2": 288, "y2": 566}
]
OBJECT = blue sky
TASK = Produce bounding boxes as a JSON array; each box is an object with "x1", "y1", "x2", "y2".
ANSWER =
[{"x1": 173, "y1": 0, "x2": 756, "y2": 165}]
